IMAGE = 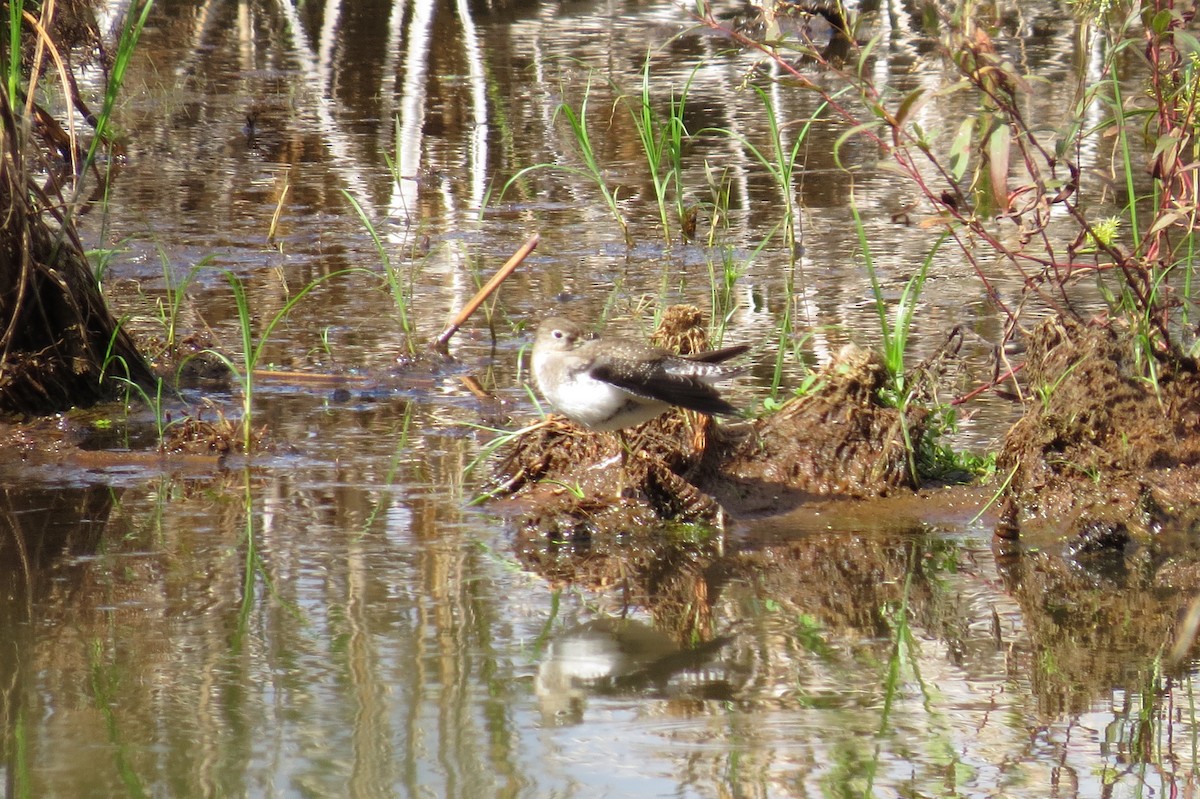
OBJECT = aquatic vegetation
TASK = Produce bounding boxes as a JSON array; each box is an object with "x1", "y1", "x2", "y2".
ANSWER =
[
  {"x1": 706, "y1": 246, "x2": 745, "y2": 344},
  {"x1": 854, "y1": 207, "x2": 968, "y2": 483},
  {"x1": 629, "y1": 55, "x2": 693, "y2": 244},
  {"x1": 111, "y1": 370, "x2": 174, "y2": 451},
  {"x1": 502, "y1": 76, "x2": 632, "y2": 245},
  {"x1": 203, "y1": 270, "x2": 345, "y2": 453},
  {"x1": 689, "y1": 0, "x2": 1200, "y2": 537},
  {"x1": 721, "y1": 0, "x2": 1195, "y2": 363},
  {"x1": 852, "y1": 202, "x2": 930, "y2": 406},
  {"x1": 86, "y1": 0, "x2": 154, "y2": 160},
  {"x1": 499, "y1": 57, "x2": 817, "y2": 252},
  {"x1": 343, "y1": 190, "x2": 417, "y2": 352},
  {"x1": 698, "y1": 84, "x2": 823, "y2": 398},
  {"x1": 156, "y1": 253, "x2": 213, "y2": 358},
  {"x1": 703, "y1": 84, "x2": 820, "y2": 253}
]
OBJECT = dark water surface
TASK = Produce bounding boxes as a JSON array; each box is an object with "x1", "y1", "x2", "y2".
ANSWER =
[{"x1": 2, "y1": 0, "x2": 1195, "y2": 795}]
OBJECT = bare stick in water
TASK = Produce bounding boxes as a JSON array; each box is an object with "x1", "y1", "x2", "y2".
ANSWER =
[{"x1": 431, "y1": 233, "x2": 540, "y2": 353}]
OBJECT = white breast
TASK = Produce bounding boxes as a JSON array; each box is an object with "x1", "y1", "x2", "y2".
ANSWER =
[{"x1": 533, "y1": 351, "x2": 667, "y2": 431}]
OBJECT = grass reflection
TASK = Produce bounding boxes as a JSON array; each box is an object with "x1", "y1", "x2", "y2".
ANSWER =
[{"x1": 88, "y1": 640, "x2": 149, "y2": 799}]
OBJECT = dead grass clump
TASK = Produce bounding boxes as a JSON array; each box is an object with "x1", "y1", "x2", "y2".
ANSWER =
[{"x1": 161, "y1": 407, "x2": 264, "y2": 455}]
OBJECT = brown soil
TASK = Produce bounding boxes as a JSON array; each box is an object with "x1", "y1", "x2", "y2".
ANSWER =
[
  {"x1": 493, "y1": 414, "x2": 731, "y2": 536},
  {"x1": 997, "y1": 316, "x2": 1200, "y2": 543},
  {"x1": 713, "y1": 343, "x2": 925, "y2": 510}
]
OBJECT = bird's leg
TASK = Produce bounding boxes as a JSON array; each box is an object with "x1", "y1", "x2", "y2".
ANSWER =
[
  {"x1": 687, "y1": 410, "x2": 710, "y2": 458},
  {"x1": 615, "y1": 429, "x2": 631, "y2": 468},
  {"x1": 613, "y1": 429, "x2": 637, "y2": 499},
  {"x1": 588, "y1": 430, "x2": 626, "y2": 471}
]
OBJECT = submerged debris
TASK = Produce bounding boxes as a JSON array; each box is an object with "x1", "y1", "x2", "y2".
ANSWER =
[{"x1": 161, "y1": 405, "x2": 264, "y2": 455}]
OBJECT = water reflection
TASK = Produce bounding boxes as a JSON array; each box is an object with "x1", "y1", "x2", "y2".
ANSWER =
[
  {"x1": 3, "y1": 456, "x2": 1199, "y2": 794},
  {"x1": 536, "y1": 617, "x2": 740, "y2": 724}
]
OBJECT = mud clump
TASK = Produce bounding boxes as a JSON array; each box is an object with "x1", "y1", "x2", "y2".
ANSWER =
[
  {"x1": 997, "y1": 316, "x2": 1200, "y2": 543},
  {"x1": 494, "y1": 399, "x2": 730, "y2": 538},
  {"x1": 716, "y1": 344, "x2": 926, "y2": 509}
]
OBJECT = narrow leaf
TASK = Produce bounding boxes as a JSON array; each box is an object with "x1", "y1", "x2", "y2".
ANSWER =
[
  {"x1": 987, "y1": 124, "x2": 1011, "y2": 212},
  {"x1": 1147, "y1": 210, "x2": 1187, "y2": 237},
  {"x1": 894, "y1": 88, "x2": 926, "y2": 129},
  {"x1": 949, "y1": 116, "x2": 975, "y2": 181}
]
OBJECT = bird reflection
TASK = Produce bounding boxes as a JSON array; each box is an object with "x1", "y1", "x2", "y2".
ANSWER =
[{"x1": 535, "y1": 617, "x2": 740, "y2": 725}]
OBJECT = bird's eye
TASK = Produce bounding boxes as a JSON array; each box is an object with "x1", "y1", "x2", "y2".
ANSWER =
[{"x1": 553, "y1": 329, "x2": 564, "y2": 339}]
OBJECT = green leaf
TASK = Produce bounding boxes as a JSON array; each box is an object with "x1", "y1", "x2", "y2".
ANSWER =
[
  {"x1": 1152, "y1": 132, "x2": 1181, "y2": 160},
  {"x1": 1150, "y1": 9, "x2": 1174, "y2": 34},
  {"x1": 894, "y1": 88, "x2": 927, "y2": 129},
  {"x1": 987, "y1": 124, "x2": 1011, "y2": 212},
  {"x1": 950, "y1": 116, "x2": 975, "y2": 181},
  {"x1": 856, "y1": 33, "x2": 882, "y2": 79}
]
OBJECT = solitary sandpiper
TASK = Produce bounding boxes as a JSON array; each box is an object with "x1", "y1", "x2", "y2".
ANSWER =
[{"x1": 531, "y1": 316, "x2": 749, "y2": 433}]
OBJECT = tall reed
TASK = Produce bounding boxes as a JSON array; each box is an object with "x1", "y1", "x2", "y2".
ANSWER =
[
  {"x1": 87, "y1": 0, "x2": 154, "y2": 159},
  {"x1": 343, "y1": 191, "x2": 417, "y2": 352},
  {"x1": 704, "y1": 87, "x2": 823, "y2": 252},
  {"x1": 628, "y1": 56, "x2": 692, "y2": 244}
]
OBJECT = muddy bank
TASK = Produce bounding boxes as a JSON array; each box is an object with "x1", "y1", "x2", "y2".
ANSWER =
[{"x1": 712, "y1": 343, "x2": 925, "y2": 513}]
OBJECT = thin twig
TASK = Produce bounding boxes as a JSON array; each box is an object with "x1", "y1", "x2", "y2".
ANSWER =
[{"x1": 431, "y1": 233, "x2": 539, "y2": 352}]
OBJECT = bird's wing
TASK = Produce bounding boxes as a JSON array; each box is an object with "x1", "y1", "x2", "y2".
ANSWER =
[
  {"x1": 684, "y1": 344, "x2": 750, "y2": 364},
  {"x1": 589, "y1": 356, "x2": 742, "y2": 416}
]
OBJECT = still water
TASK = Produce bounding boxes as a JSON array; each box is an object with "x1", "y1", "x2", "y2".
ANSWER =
[{"x1": 2, "y1": 0, "x2": 1195, "y2": 795}]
